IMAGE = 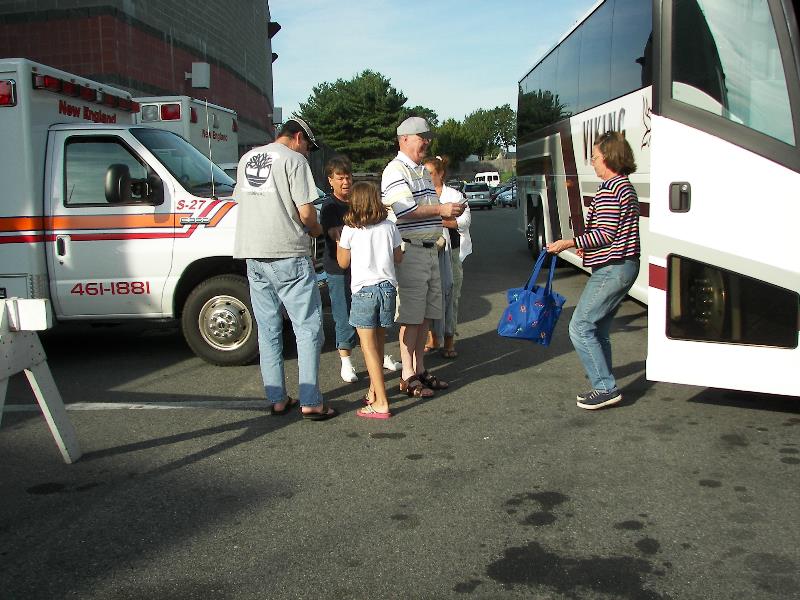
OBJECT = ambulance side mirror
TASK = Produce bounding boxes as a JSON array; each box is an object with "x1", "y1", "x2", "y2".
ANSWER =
[
  {"x1": 105, "y1": 164, "x2": 132, "y2": 204},
  {"x1": 147, "y1": 173, "x2": 164, "y2": 205}
]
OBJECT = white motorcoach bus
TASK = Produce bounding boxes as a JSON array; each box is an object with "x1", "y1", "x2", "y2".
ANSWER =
[{"x1": 517, "y1": 0, "x2": 799, "y2": 397}]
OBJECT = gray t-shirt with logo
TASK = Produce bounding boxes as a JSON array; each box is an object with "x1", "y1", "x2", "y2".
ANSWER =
[{"x1": 233, "y1": 142, "x2": 317, "y2": 259}]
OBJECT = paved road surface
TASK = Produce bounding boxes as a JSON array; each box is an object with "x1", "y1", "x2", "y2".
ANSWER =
[{"x1": 2, "y1": 206, "x2": 799, "y2": 599}]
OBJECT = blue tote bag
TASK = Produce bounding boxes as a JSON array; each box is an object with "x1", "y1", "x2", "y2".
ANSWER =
[{"x1": 497, "y1": 249, "x2": 566, "y2": 346}]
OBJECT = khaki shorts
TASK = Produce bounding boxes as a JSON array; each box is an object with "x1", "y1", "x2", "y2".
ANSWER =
[{"x1": 395, "y1": 243, "x2": 443, "y2": 324}]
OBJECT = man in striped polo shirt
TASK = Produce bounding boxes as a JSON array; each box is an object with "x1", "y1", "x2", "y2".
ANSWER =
[{"x1": 381, "y1": 117, "x2": 464, "y2": 397}]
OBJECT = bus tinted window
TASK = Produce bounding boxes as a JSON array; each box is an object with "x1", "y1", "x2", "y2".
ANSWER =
[
  {"x1": 672, "y1": 0, "x2": 794, "y2": 145},
  {"x1": 611, "y1": 0, "x2": 653, "y2": 92},
  {"x1": 538, "y1": 49, "x2": 559, "y2": 104},
  {"x1": 578, "y1": 0, "x2": 613, "y2": 112},
  {"x1": 557, "y1": 31, "x2": 581, "y2": 116},
  {"x1": 518, "y1": 0, "x2": 653, "y2": 138}
]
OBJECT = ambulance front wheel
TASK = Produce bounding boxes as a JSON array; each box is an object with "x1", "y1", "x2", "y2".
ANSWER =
[{"x1": 182, "y1": 275, "x2": 258, "y2": 366}]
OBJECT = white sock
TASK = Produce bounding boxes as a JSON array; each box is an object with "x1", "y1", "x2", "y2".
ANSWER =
[{"x1": 340, "y1": 355, "x2": 358, "y2": 382}]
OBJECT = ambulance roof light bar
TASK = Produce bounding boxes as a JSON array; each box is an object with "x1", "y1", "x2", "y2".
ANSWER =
[{"x1": 31, "y1": 73, "x2": 139, "y2": 113}]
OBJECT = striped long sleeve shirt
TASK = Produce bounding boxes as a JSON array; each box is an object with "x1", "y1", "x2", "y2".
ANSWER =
[{"x1": 574, "y1": 175, "x2": 640, "y2": 268}]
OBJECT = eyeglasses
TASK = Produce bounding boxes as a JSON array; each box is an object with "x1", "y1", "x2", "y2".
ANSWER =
[{"x1": 590, "y1": 154, "x2": 602, "y2": 163}]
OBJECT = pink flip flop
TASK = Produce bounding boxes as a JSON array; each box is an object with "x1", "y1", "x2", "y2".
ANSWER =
[{"x1": 356, "y1": 405, "x2": 392, "y2": 420}]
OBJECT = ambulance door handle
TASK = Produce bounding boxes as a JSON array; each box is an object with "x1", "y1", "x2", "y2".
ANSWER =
[{"x1": 56, "y1": 235, "x2": 70, "y2": 260}]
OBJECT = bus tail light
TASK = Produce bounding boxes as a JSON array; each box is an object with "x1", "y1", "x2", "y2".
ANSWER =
[
  {"x1": 232, "y1": 119, "x2": 238, "y2": 132},
  {"x1": 0, "y1": 80, "x2": 16, "y2": 106},
  {"x1": 161, "y1": 103, "x2": 181, "y2": 120},
  {"x1": 190, "y1": 106, "x2": 198, "y2": 123}
]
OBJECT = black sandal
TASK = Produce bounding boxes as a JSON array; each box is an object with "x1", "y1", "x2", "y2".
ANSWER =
[
  {"x1": 399, "y1": 375, "x2": 434, "y2": 398},
  {"x1": 419, "y1": 370, "x2": 449, "y2": 390},
  {"x1": 270, "y1": 397, "x2": 298, "y2": 416},
  {"x1": 302, "y1": 402, "x2": 338, "y2": 421}
]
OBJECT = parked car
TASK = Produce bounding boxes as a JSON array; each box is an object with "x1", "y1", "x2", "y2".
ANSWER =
[
  {"x1": 490, "y1": 182, "x2": 513, "y2": 202},
  {"x1": 496, "y1": 186, "x2": 518, "y2": 208},
  {"x1": 464, "y1": 182, "x2": 493, "y2": 210},
  {"x1": 446, "y1": 179, "x2": 465, "y2": 192}
]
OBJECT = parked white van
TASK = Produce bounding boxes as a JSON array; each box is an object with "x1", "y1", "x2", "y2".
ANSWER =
[{"x1": 474, "y1": 171, "x2": 500, "y2": 187}]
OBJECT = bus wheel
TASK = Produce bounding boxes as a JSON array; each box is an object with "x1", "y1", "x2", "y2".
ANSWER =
[
  {"x1": 182, "y1": 275, "x2": 258, "y2": 366},
  {"x1": 526, "y1": 207, "x2": 545, "y2": 257}
]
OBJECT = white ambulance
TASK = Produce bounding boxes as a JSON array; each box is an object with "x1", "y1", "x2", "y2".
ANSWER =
[
  {"x1": 133, "y1": 95, "x2": 239, "y2": 166},
  {"x1": 0, "y1": 58, "x2": 258, "y2": 366}
]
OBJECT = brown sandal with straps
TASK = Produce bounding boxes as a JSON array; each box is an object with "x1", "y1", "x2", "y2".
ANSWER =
[
  {"x1": 399, "y1": 375, "x2": 434, "y2": 398},
  {"x1": 419, "y1": 370, "x2": 449, "y2": 390}
]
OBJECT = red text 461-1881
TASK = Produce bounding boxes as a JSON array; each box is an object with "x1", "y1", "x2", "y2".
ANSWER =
[{"x1": 70, "y1": 281, "x2": 151, "y2": 296}]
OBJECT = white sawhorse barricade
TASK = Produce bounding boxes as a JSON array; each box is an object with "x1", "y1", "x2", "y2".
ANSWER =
[{"x1": 0, "y1": 298, "x2": 81, "y2": 463}]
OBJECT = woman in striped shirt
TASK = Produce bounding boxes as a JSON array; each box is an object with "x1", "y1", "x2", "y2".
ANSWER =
[{"x1": 546, "y1": 131, "x2": 640, "y2": 410}]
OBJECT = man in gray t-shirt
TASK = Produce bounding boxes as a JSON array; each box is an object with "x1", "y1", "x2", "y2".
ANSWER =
[{"x1": 233, "y1": 117, "x2": 336, "y2": 420}]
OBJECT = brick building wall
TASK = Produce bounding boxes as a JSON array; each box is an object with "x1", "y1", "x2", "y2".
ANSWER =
[{"x1": 0, "y1": 1, "x2": 276, "y2": 151}]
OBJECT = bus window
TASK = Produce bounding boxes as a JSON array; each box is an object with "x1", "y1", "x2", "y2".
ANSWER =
[
  {"x1": 577, "y1": 0, "x2": 613, "y2": 112},
  {"x1": 672, "y1": 0, "x2": 794, "y2": 145},
  {"x1": 611, "y1": 0, "x2": 653, "y2": 91}
]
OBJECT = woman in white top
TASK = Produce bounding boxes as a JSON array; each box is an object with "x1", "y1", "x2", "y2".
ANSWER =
[
  {"x1": 337, "y1": 182, "x2": 403, "y2": 418},
  {"x1": 423, "y1": 156, "x2": 472, "y2": 358}
]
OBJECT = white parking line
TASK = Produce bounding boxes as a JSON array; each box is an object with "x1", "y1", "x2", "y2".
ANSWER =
[{"x1": 3, "y1": 400, "x2": 269, "y2": 411}]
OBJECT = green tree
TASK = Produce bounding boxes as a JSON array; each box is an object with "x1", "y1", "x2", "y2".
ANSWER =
[
  {"x1": 490, "y1": 103, "x2": 516, "y2": 152},
  {"x1": 402, "y1": 105, "x2": 439, "y2": 128},
  {"x1": 462, "y1": 108, "x2": 496, "y2": 159},
  {"x1": 298, "y1": 70, "x2": 407, "y2": 171},
  {"x1": 429, "y1": 118, "x2": 471, "y2": 165}
]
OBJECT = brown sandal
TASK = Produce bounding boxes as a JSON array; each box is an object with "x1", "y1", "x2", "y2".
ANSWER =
[
  {"x1": 419, "y1": 370, "x2": 449, "y2": 390},
  {"x1": 399, "y1": 375, "x2": 434, "y2": 398}
]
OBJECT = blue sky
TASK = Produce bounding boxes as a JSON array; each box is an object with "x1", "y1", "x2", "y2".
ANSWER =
[{"x1": 270, "y1": 0, "x2": 599, "y2": 123}]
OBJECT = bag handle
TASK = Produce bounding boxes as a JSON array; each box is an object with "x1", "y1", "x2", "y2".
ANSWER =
[
  {"x1": 544, "y1": 253, "x2": 558, "y2": 295},
  {"x1": 523, "y1": 249, "x2": 549, "y2": 291}
]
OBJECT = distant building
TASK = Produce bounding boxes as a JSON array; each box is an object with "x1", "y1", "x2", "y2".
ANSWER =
[{"x1": 0, "y1": 1, "x2": 279, "y2": 155}]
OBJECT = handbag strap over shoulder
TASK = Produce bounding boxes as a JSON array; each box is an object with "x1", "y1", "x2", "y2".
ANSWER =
[{"x1": 523, "y1": 249, "x2": 549, "y2": 292}]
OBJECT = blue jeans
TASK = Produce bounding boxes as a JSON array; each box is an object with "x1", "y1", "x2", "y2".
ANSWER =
[
  {"x1": 569, "y1": 259, "x2": 639, "y2": 392},
  {"x1": 246, "y1": 257, "x2": 324, "y2": 407},
  {"x1": 326, "y1": 273, "x2": 356, "y2": 350}
]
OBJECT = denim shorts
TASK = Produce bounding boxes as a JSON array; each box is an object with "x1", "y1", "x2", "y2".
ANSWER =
[{"x1": 349, "y1": 281, "x2": 397, "y2": 329}]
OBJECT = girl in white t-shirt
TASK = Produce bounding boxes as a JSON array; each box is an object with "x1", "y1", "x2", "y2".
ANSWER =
[{"x1": 337, "y1": 182, "x2": 403, "y2": 419}]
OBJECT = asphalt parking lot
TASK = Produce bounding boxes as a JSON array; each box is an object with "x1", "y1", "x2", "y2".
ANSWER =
[{"x1": 2, "y1": 207, "x2": 799, "y2": 599}]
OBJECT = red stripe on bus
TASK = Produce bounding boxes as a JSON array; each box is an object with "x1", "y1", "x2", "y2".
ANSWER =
[
  {"x1": 558, "y1": 122, "x2": 585, "y2": 237},
  {"x1": 649, "y1": 263, "x2": 667, "y2": 291}
]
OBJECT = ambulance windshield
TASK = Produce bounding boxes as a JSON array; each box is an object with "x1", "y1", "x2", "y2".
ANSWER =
[{"x1": 132, "y1": 127, "x2": 236, "y2": 197}]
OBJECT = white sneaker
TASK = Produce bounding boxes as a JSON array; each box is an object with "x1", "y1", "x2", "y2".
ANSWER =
[
  {"x1": 383, "y1": 354, "x2": 402, "y2": 371},
  {"x1": 340, "y1": 364, "x2": 358, "y2": 383}
]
